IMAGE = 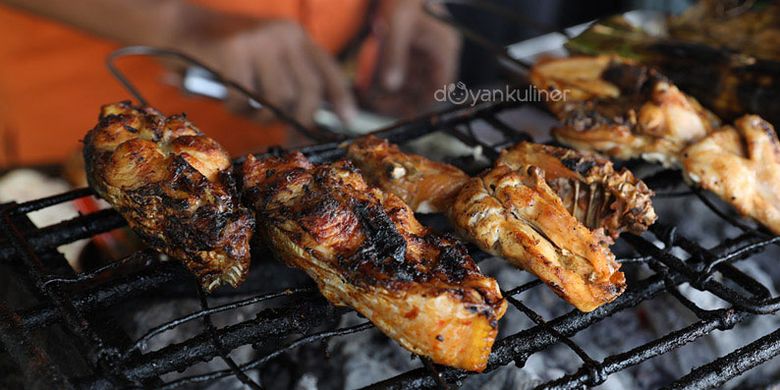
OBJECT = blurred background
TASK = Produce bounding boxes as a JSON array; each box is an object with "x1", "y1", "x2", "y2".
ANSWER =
[{"x1": 0, "y1": 0, "x2": 692, "y2": 171}]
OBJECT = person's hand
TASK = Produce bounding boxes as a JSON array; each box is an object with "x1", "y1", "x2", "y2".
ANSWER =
[
  {"x1": 0, "y1": 1, "x2": 357, "y2": 127},
  {"x1": 366, "y1": 0, "x2": 462, "y2": 116},
  {"x1": 180, "y1": 19, "x2": 356, "y2": 127}
]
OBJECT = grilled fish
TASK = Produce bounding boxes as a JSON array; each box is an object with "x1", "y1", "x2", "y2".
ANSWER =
[
  {"x1": 83, "y1": 101, "x2": 253, "y2": 291},
  {"x1": 565, "y1": 9, "x2": 780, "y2": 128},
  {"x1": 531, "y1": 55, "x2": 720, "y2": 167},
  {"x1": 497, "y1": 142, "x2": 656, "y2": 241},
  {"x1": 346, "y1": 137, "x2": 627, "y2": 311},
  {"x1": 682, "y1": 115, "x2": 780, "y2": 235},
  {"x1": 451, "y1": 164, "x2": 625, "y2": 312},
  {"x1": 345, "y1": 135, "x2": 470, "y2": 213},
  {"x1": 668, "y1": 0, "x2": 780, "y2": 63},
  {"x1": 241, "y1": 152, "x2": 506, "y2": 371}
]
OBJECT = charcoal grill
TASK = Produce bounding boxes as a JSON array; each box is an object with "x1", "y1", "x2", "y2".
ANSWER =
[{"x1": 2, "y1": 24, "x2": 780, "y2": 388}]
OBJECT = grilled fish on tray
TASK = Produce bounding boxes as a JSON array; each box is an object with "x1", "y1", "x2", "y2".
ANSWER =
[
  {"x1": 530, "y1": 55, "x2": 720, "y2": 167},
  {"x1": 83, "y1": 101, "x2": 253, "y2": 291},
  {"x1": 346, "y1": 136, "x2": 632, "y2": 311},
  {"x1": 241, "y1": 152, "x2": 506, "y2": 371},
  {"x1": 682, "y1": 115, "x2": 780, "y2": 235},
  {"x1": 496, "y1": 142, "x2": 657, "y2": 242}
]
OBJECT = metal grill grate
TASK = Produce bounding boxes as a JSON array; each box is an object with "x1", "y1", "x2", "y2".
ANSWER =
[{"x1": 2, "y1": 45, "x2": 780, "y2": 389}]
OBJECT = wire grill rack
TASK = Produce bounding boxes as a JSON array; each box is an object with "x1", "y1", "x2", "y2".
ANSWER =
[{"x1": 2, "y1": 43, "x2": 780, "y2": 389}]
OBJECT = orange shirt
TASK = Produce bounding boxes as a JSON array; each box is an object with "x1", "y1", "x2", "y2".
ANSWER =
[{"x1": 0, "y1": 1, "x2": 368, "y2": 166}]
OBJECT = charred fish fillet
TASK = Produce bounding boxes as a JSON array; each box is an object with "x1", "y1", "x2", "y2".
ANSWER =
[
  {"x1": 497, "y1": 142, "x2": 656, "y2": 241},
  {"x1": 83, "y1": 101, "x2": 253, "y2": 291},
  {"x1": 682, "y1": 115, "x2": 780, "y2": 235},
  {"x1": 241, "y1": 152, "x2": 506, "y2": 371},
  {"x1": 345, "y1": 135, "x2": 470, "y2": 213},
  {"x1": 531, "y1": 55, "x2": 720, "y2": 167},
  {"x1": 451, "y1": 164, "x2": 625, "y2": 312}
]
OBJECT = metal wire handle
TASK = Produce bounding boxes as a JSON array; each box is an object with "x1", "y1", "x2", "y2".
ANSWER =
[{"x1": 105, "y1": 46, "x2": 346, "y2": 142}]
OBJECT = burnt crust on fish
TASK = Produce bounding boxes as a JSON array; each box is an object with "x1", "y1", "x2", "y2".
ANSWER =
[
  {"x1": 83, "y1": 101, "x2": 253, "y2": 292},
  {"x1": 497, "y1": 142, "x2": 657, "y2": 241},
  {"x1": 242, "y1": 152, "x2": 506, "y2": 371}
]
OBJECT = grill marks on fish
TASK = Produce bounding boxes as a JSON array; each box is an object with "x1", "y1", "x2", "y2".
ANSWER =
[
  {"x1": 350, "y1": 199, "x2": 407, "y2": 265},
  {"x1": 341, "y1": 198, "x2": 420, "y2": 284}
]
